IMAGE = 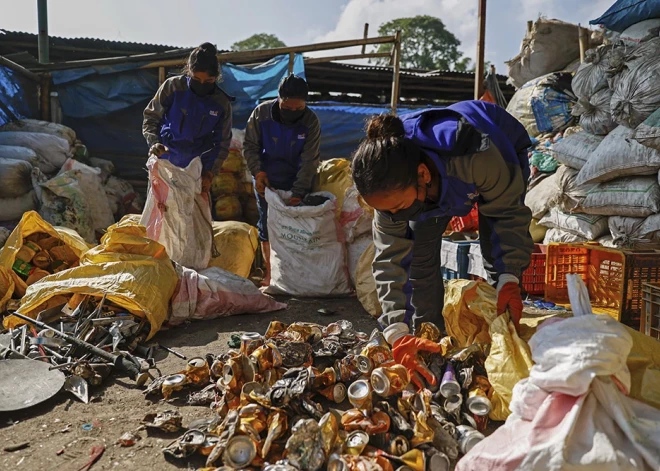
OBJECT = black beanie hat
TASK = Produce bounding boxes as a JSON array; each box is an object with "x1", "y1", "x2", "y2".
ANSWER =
[{"x1": 278, "y1": 74, "x2": 309, "y2": 100}]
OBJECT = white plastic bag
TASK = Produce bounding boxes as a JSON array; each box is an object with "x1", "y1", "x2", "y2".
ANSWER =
[
  {"x1": 576, "y1": 126, "x2": 660, "y2": 185},
  {"x1": 582, "y1": 176, "x2": 660, "y2": 217},
  {"x1": 340, "y1": 186, "x2": 373, "y2": 243},
  {"x1": 551, "y1": 132, "x2": 604, "y2": 170},
  {"x1": 542, "y1": 227, "x2": 587, "y2": 244},
  {"x1": 58, "y1": 159, "x2": 115, "y2": 233},
  {"x1": 539, "y1": 207, "x2": 608, "y2": 240},
  {"x1": 457, "y1": 275, "x2": 660, "y2": 471},
  {"x1": 0, "y1": 132, "x2": 71, "y2": 174},
  {"x1": 572, "y1": 45, "x2": 614, "y2": 99},
  {"x1": 264, "y1": 188, "x2": 352, "y2": 296},
  {"x1": 169, "y1": 265, "x2": 286, "y2": 325},
  {"x1": 140, "y1": 156, "x2": 213, "y2": 270}
]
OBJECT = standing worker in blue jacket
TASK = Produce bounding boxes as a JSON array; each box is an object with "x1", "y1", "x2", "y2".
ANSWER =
[
  {"x1": 351, "y1": 100, "x2": 534, "y2": 335},
  {"x1": 244, "y1": 74, "x2": 321, "y2": 286},
  {"x1": 142, "y1": 42, "x2": 233, "y2": 193}
]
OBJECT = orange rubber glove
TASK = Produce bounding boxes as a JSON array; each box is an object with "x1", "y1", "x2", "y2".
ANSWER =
[
  {"x1": 287, "y1": 196, "x2": 302, "y2": 206},
  {"x1": 497, "y1": 275, "x2": 523, "y2": 332},
  {"x1": 255, "y1": 171, "x2": 270, "y2": 196},
  {"x1": 392, "y1": 335, "x2": 442, "y2": 389}
]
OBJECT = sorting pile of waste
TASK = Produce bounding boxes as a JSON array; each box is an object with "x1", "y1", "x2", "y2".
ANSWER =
[{"x1": 143, "y1": 319, "x2": 494, "y2": 470}]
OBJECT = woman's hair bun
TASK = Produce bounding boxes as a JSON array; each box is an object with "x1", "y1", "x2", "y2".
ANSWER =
[
  {"x1": 366, "y1": 114, "x2": 405, "y2": 139},
  {"x1": 197, "y1": 42, "x2": 217, "y2": 56}
]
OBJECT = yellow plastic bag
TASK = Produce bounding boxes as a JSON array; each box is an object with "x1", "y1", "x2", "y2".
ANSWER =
[
  {"x1": 4, "y1": 219, "x2": 178, "y2": 339},
  {"x1": 312, "y1": 158, "x2": 352, "y2": 217},
  {"x1": 529, "y1": 218, "x2": 547, "y2": 243},
  {"x1": 626, "y1": 326, "x2": 660, "y2": 410},
  {"x1": 0, "y1": 211, "x2": 90, "y2": 305},
  {"x1": 207, "y1": 221, "x2": 258, "y2": 279},
  {"x1": 0, "y1": 266, "x2": 14, "y2": 312},
  {"x1": 443, "y1": 279, "x2": 533, "y2": 420},
  {"x1": 355, "y1": 243, "x2": 382, "y2": 318}
]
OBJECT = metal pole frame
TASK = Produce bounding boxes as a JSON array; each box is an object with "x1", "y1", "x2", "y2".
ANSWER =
[
  {"x1": 474, "y1": 0, "x2": 487, "y2": 100},
  {"x1": 390, "y1": 30, "x2": 402, "y2": 114}
]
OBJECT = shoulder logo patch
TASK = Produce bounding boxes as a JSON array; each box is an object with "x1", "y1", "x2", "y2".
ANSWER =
[
  {"x1": 209, "y1": 110, "x2": 219, "y2": 116},
  {"x1": 298, "y1": 133, "x2": 306, "y2": 139}
]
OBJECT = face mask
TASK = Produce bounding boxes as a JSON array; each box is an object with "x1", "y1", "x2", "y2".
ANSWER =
[
  {"x1": 280, "y1": 108, "x2": 305, "y2": 124},
  {"x1": 190, "y1": 79, "x2": 215, "y2": 96},
  {"x1": 385, "y1": 183, "x2": 429, "y2": 222}
]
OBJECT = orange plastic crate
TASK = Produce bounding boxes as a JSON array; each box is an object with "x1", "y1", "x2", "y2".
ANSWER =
[
  {"x1": 545, "y1": 243, "x2": 660, "y2": 327},
  {"x1": 449, "y1": 205, "x2": 478, "y2": 233},
  {"x1": 522, "y1": 244, "x2": 547, "y2": 295}
]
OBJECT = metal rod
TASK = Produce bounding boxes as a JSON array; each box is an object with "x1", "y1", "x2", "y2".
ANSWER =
[
  {"x1": 288, "y1": 52, "x2": 295, "y2": 75},
  {"x1": 159, "y1": 344, "x2": 187, "y2": 360},
  {"x1": 361, "y1": 23, "x2": 369, "y2": 54},
  {"x1": 37, "y1": 0, "x2": 49, "y2": 64},
  {"x1": 390, "y1": 30, "x2": 402, "y2": 114},
  {"x1": 474, "y1": 0, "x2": 487, "y2": 100},
  {"x1": 0, "y1": 55, "x2": 41, "y2": 81},
  {"x1": 304, "y1": 52, "x2": 390, "y2": 64}
]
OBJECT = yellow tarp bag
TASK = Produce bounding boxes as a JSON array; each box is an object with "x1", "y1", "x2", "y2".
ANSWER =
[
  {"x1": 355, "y1": 243, "x2": 382, "y2": 318},
  {"x1": 207, "y1": 221, "x2": 258, "y2": 279},
  {"x1": 4, "y1": 219, "x2": 178, "y2": 339},
  {"x1": 0, "y1": 266, "x2": 14, "y2": 312},
  {"x1": 625, "y1": 326, "x2": 660, "y2": 410},
  {"x1": 312, "y1": 158, "x2": 352, "y2": 217},
  {"x1": 443, "y1": 279, "x2": 533, "y2": 421},
  {"x1": 0, "y1": 211, "x2": 90, "y2": 308},
  {"x1": 529, "y1": 218, "x2": 547, "y2": 243}
]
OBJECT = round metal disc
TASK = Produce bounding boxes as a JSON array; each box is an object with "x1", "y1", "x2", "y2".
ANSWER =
[{"x1": 0, "y1": 359, "x2": 66, "y2": 412}]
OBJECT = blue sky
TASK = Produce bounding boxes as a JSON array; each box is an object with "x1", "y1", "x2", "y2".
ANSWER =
[{"x1": 0, "y1": 0, "x2": 614, "y2": 73}]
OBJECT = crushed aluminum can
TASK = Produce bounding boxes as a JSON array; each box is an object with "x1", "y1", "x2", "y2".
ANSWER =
[
  {"x1": 163, "y1": 429, "x2": 205, "y2": 459},
  {"x1": 371, "y1": 364, "x2": 410, "y2": 397},
  {"x1": 186, "y1": 357, "x2": 211, "y2": 386},
  {"x1": 310, "y1": 366, "x2": 337, "y2": 390},
  {"x1": 199, "y1": 434, "x2": 220, "y2": 457},
  {"x1": 344, "y1": 430, "x2": 369, "y2": 456},
  {"x1": 263, "y1": 464, "x2": 299, "y2": 471},
  {"x1": 347, "y1": 379, "x2": 372, "y2": 411},
  {"x1": 319, "y1": 412, "x2": 339, "y2": 457},
  {"x1": 223, "y1": 435, "x2": 257, "y2": 468},
  {"x1": 262, "y1": 411, "x2": 288, "y2": 458},
  {"x1": 117, "y1": 431, "x2": 141, "y2": 447},
  {"x1": 240, "y1": 332, "x2": 264, "y2": 356},
  {"x1": 269, "y1": 367, "x2": 310, "y2": 407},
  {"x1": 187, "y1": 384, "x2": 217, "y2": 406},
  {"x1": 356, "y1": 345, "x2": 393, "y2": 374},
  {"x1": 285, "y1": 419, "x2": 325, "y2": 471},
  {"x1": 161, "y1": 373, "x2": 189, "y2": 400},
  {"x1": 142, "y1": 410, "x2": 183, "y2": 433},
  {"x1": 265, "y1": 320, "x2": 288, "y2": 339},
  {"x1": 458, "y1": 366, "x2": 474, "y2": 390},
  {"x1": 312, "y1": 336, "x2": 343, "y2": 357},
  {"x1": 250, "y1": 344, "x2": 283, "y2": 373},
  {"x1": 386, "y1": 435, "x2": 410, "y2": 457},
  {"x1": 415, "y1": 322, "x2": 441, "y2": 342},
  {"x1": 456, "y1": 425, "x2": 485, "y2": 454},
  {"x1": 398, "y1": 449, "x2": 426, "y2": 471},
  {"x1": 426, "y1": 449, "x2": 451, "y2": 471},
  {"x1": 334, "y1": 355, "x2": 361, "y2": 383},
  {"x1": 439, "y1": 363, "x2": 461, "y2": 398},
  {"x1": 318, "y1": 382, "x2": 347, "y2": 404},
  {"x1": 444, "y1": 394, "x2": 463, "y2": 420},
  {"x1": 276, "y1": 341, "x2": 313, "y2": 368}
]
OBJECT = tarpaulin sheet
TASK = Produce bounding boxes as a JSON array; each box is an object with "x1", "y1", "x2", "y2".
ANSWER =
[{"x1": 0, "y1": 65, "x2": 39, "y2": 127}]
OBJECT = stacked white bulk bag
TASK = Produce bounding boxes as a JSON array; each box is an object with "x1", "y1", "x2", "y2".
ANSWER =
[{"x1": 0, "y1": 132, "x2": 71, "y2": 174}]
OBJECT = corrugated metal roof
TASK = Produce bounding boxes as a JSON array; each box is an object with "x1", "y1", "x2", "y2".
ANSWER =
[
  {"x1": 315, "y1": 61, "x2": 509, "y2": 81},
  {"x1": 0, "y1": 29, "x2": 184, "y2": 53}
]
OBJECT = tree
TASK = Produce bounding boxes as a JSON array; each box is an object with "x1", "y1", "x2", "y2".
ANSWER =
[
  {"x1": 231, "y1": 33, "x2": 286, "y2": 51},
  {"x1": 374, "y1": 15, "x2": 463, "y2": 70}
]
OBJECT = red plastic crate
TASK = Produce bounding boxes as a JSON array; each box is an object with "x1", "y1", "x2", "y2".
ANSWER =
[
  {"x1": 522, "y1": 244, "x2": 547, "y2": 295},
  {"x1": 545, "y1": 243, "x2": 660, "y2": 327},
  {"x1": 449, "y1": 204, "x2": 478, "y2": 233}
]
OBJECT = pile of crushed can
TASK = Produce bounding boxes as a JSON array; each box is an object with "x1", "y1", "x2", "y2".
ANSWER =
[
  {"x1": 144, "y1": 319, "x2": 494, "y2": 471},
  {"x1": 0, "y1": 293, "x2": 157, "y2": 404}
]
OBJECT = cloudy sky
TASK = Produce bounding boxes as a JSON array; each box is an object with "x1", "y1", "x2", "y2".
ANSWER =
[{"x1": 1, "y1": 0, "x2": 614, "y2": 72}]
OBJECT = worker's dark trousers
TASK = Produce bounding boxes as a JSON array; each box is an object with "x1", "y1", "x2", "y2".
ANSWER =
[{"x1": 408, "y1": 215, "x2": 498, "y2": 333}]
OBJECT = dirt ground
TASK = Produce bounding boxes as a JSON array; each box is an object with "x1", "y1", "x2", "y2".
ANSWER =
[{"x1": 0, "y1": 295, "x2": 379, "y2": 471}]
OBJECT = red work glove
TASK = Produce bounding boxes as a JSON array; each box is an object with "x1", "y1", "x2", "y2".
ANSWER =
[
  {"x1": 392, "y1": 335, "x2": 442, "y2": 390},
  {"x1": 497, "y1": 274, "x2": 523, "y2": 332},
  {"x1": 255, "y1": 171, "x2": 270, "y2": 196},
  {"x1": 287, "y1": 196, "x2": 302, "y2": 206},
  {"x1": 201, "y1": 170, "x2": 213, "y2": 194}
]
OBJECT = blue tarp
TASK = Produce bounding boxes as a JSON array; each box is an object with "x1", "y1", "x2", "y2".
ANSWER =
[
  {"x1": 590, "y1": 0, "x2": 660, "y2": 32},
  {"x1": 0, "y1": 65, "x2": 38, "y2": 127}
]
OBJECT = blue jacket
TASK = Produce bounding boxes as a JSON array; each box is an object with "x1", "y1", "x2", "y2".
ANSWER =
[
  {"x1": 372, "y1": 100, "x2": 534, "y2": 321},
  {"x1": 243, "y1": 99, "x2": 321, "y2": 197},
  {"x1": 143, "y1": 75, "x2": 233, "y2": 171}
]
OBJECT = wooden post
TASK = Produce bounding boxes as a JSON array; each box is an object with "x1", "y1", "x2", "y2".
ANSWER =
[
  {"x1": 40, "y1": 73, "x2": 51, "y2": 121},
  {"x1": 390, "y1": 30, "x2": 402, "y2": 114},
  {"x1": 158, "y1": 66, "x2": 165, "y2": 85},
  {"x1": 361, "y1": 23, "x2": 369, "y2": 54},
  {"x1": 474, "y1": 0, "x2": 487, "y2": 100},
  {"x1": 288, "y1": 52, "x2": 295, "y2": 75},
  {"x1": 579, "y1": 25, "x2": 590, "y2": 62}
]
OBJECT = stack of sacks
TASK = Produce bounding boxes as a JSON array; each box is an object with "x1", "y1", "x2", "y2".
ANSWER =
[
  {"x1": 211, "y1": 128, "x2": 251, "y2": 223},
  {"x1": 523, "y1": 28, "x2": 660, "y2": 249}
]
